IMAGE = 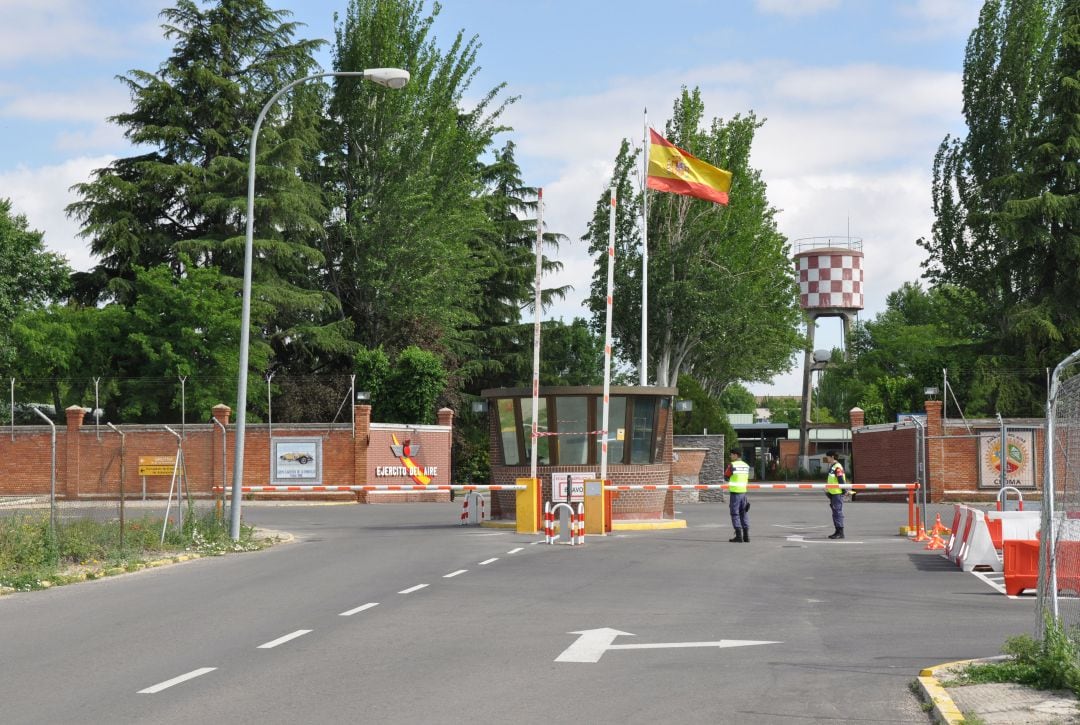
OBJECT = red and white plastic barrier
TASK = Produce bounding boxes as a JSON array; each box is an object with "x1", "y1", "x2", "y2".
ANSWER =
[
  {"x1": 460, "y1": 492, "x2": 486, "y2": 526},
  {"x1": 601, "y1": 483, "x2": 917, "y2": 491}
]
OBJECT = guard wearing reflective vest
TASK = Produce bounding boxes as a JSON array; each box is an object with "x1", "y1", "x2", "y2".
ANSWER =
[
  {"x1": 824, "y1": 450, "x2": 846, "y2": 539},
  {"x1": 726, "y1": 448, "x2": 751, "y2": 542}
]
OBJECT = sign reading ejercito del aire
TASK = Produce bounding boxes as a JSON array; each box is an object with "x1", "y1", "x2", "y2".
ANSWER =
[{"x1": 138, "y1": 455, "x2": 176, "y2": 476}]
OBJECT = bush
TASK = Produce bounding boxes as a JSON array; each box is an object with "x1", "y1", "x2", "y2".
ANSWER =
[{"x1": 954, "y1": 616, "x2": 1080, "y2": 695}]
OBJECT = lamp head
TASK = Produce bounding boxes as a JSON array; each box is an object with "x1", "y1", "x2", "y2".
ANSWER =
[{"x1": 364, "y1": 68, "x2": 410, "y2": 89}]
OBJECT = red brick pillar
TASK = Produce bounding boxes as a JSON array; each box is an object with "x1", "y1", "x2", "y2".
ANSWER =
[
  {"x1": 437, "y1": 407, "x2": 454, "y2": 427},
  {"x1": 354, "y1": 404, "x2": 371, "y2": 490},
  {"x1": 849, "y1": 407, "x2": 865, "y2": 428},
  {"x1": 925, "y1": 400, "x2": 944, "y2": 502},
  {"x1": 65, "y1": 405, "x2": 86, "y2": 499},
  {"x1": 212, "y1": 404, "x2": 231, "y2": 426}
]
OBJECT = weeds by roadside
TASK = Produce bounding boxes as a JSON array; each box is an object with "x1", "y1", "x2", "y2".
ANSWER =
[
  {"x1": 0, "y1": 506, "x2": 265, "y2": 592},
  {"x1": 945, "y1": 616, "x2": 1080, "y2": 697}
]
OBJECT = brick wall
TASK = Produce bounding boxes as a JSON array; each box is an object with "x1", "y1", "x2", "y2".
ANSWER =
[
  {"x1": 0, "y1": 404, "x2": 452, "y2": 504},
  {"x1": 851, "y1": 400, "x2": 1046, "y2": 503}
]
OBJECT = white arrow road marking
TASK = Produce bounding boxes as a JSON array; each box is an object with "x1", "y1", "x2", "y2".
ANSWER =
[
  {"x1": 340, "y1": 602, "x2": 379, "y2": 616},
  {"x1": 555, "y1": 628, "x2": 780, "y2": 663},
  {"x1": 138, "y1": 667, "x2": 216, "y2": 694},
  {"x1": 258, "y1": 629, "x2": 312, "y2": 649}
]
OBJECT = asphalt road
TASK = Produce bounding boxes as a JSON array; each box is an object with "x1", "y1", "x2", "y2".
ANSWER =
[{"x1": 0, "y1": 497, "x2": 1033, "y2": 724}]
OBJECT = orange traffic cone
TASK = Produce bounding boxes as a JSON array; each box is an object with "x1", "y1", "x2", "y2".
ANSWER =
[
  {"x1": 925, "y1": 529, "x2": 946, "y2": 550},
  {"x1": 913, "y1": 522, "x2": 931, "y2": 542},
  {"x1": 930, "y1": 513, "x2": 950, "y2": 536}
]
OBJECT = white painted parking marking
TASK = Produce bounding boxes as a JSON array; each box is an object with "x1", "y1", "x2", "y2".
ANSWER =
[
  {"x1": 444, "y1": 569, "x2": 467, "y2": 578},
  {"x1": 398, "y1": 584, "x2": 429, "y2": 594},
  {"x1": 479, "y1": 558, "x2": 498, "y2": 566},
  {"x1": 258, "y1": 629, "x2": 312, "y2": 649},
  {"x1": 138, "y1": 667, "x2": 216, "y2": 693},
  {"x1": 340, "y1": 602, "x2": 379, "y2": 616},
  {"x1": 971, "y1": 571, "x2": 1019, "y2": 599},
  {"x1": 507, "y1": 547, "x2": 524, "y2": 554}
]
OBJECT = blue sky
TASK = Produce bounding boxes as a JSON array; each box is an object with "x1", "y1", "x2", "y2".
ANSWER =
[{"x1": 0, "y1": 0, "x2": 982, "y2": 395}]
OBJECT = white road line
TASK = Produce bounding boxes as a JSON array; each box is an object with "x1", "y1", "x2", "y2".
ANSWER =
[
  {"x1": 530, "y1": 541, "x2": 543, "y2": 545},
  {"x1": 479, "y1": 558, "x2": 498, "y2": 566},
  {"x1": 398, "y1": 584, "x2": 429, "y2": 594},
  {"x1": 443, "y1": 569, "x2": 467, "y2": 578},
  {"x1": 507, "y1": 547, "x2": 524, "y2": 554},
  {"x1": 258, "y1": 629, "x2": 312, "y2": 649},
  {"x1": 971, "y1": 571, "x2": 1018, "y2": 599},
  {"x1": 138, "y1": 667, "x2": 216, "y2": 694},
  {"x1": 340, "y1": 602, "x2": 379, "y2": 616}
]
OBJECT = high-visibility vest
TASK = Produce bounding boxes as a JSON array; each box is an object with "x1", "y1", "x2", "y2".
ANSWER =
[
  {"x1": 826, "y1": 462, "x2": 845, "y2": 494},
  {"x1": 728, "y1": 460, "x2": 750, "y2": 493}
]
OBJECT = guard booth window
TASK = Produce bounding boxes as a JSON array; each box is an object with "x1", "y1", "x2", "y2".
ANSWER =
[
  {"x1": 497, "y1": 399, "x2": 519, "y2": 466},
  {"x1": 595, "y1": 396, "x2": 626, "y2": 464},
  {"x1": 556, "y1": 396, "x2": 589, "y2": 465},
  {"x1": 631, "y1": 398, "x2": 656, "y2": 464},
  {"x1": 522, "y1": 398, "x2": 551, "y2": 465}
]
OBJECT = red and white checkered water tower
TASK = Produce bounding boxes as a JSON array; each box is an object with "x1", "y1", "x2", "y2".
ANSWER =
[{"x1": 793, "y1": 237, "x2": 864, "y2": 465}]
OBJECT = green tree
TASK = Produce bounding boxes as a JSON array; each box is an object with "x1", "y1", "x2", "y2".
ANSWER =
[
  {"x1": 673, "y1": 374, "x2": 739, "y2": 453},
  {"x1": 383, "y1": 345, "x2": 448, "y2": 424},
  {"x1": 585, "y1": 88, "x2": 803, "y2": 391},
  {"x1": 67, "y1": 0, "x2": 340, "y2": 375},
  {"x1": 718, "y1": 383, "x2": 756, "y2": 414},
  {"x1": 917, "y1": 0, "x2": 1068, "y2": 414},
  {"x1": 0, "y1": 200, "x2": 71, "y2": 371},
  {"x1": 324, "y1": 0, "x2": 513, "y2": 366}
]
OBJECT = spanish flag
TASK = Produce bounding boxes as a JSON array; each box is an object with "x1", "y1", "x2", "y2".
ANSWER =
[{"x1": 646, "y1": 128, "x2": 732, "y2": 205}]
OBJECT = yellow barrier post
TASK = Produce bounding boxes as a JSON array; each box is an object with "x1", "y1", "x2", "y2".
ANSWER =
[
  {"x1": 583, "y1": 478, "x2": 606, "y2": 535},
  {"x1": 515, "y1": 477, "x2": 541, "y2": 534}
]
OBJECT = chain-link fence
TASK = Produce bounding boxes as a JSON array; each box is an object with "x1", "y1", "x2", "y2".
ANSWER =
[{"x1": 1037, "y1": 349, "x2": 1080, "y2": 637}]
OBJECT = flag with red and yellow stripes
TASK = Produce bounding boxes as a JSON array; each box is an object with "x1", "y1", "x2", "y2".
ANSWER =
[{"x1": 646, "y1": 128, "x2": 732, "y2": 205}]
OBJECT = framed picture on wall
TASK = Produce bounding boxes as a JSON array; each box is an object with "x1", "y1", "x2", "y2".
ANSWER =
[
  {"x1": 977, "y1": 429, "x2": 1036, "y2": 490},
  {"x1": 271, "y1": 437, "x2": 322, "y2": 485}
]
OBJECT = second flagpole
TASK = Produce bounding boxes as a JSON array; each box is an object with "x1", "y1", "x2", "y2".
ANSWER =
[{"x1": 641, "y1": 108, "x2": 649, "y2": 386}]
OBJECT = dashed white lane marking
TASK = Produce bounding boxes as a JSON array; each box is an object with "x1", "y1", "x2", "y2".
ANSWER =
[
  {"x1": 398, "y1": 584, "x2": 429, "y2": 594},
  {"x1": 444, "y1": 569, "x2": 467, "y2": 578},
  {"x1": 507, "y1": 547, "x2": 524, "y2": 554},
  {"x1": 530, "y1": 541, "x2": 543, "y2": 545},
  {"x1": 340, "y1": 602, "x2": 379, "y2": 616},
  {"x1": 258, "y1": 630, "x2": 312, "y2": 649},
  {"x1": 479, "y1": 558, "x2": 498, "y2": 566},
  {"x1": 138, "y1": 667, "x2": 216, "y2": 694}
]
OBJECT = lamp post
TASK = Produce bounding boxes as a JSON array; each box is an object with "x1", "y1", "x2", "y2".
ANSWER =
[{"x1": 230, "y1": 67, "x2": 410, "y2": 540}]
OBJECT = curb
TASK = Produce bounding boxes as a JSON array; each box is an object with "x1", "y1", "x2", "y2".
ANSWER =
[{"x1": 916, "y1": 657, "x2": 1009, "y2": 724}]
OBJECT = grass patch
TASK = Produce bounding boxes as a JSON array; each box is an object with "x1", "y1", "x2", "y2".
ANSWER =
[
  {"x1": 0, "y1": 506, "x2": 265, "y2": 592},
  {"x1": 946, "y1": 616, "x2": 1080, "y2": 697}
]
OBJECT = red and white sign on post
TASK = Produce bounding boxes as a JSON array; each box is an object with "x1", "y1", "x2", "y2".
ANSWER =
[{"x1": 552, "y1": 472, "x2": 595, "y2": 503}]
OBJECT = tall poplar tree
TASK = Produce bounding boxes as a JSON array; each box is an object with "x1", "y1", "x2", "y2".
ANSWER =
[
  {"x1": 917, "y1": 0, "x2": 1068, "y2": 413},
  {"x1": 584, "y1": 88, "x2": 803, "y2": 393}
]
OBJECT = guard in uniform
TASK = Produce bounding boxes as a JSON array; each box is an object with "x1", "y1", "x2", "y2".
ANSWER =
[
  {"x1": 824, "y1": 451, "x2": 846, "y2": 539},
  {"x1": 726, "y1": 448, "x2": 751, "y2": 542}
]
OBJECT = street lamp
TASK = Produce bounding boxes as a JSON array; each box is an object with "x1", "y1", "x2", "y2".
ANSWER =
[{"x1": 230, "y1": 67, "x2": 410, "y2": 540}]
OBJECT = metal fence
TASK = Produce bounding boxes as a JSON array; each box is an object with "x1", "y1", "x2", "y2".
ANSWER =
[{"x1": 1037, "y1": 349, "x2": 1080, "y2": 636}]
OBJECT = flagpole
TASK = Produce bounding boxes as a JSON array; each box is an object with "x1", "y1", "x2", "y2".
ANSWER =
[
  {"x1": 640, "y1": 108, "x2": 649, "y2": 386},
  {"x1": 601, "y1": 187, "x2": 616, "y2": 481},
  {"x1": 530, "y1": 188, "x2": 543, "y2": 483}
]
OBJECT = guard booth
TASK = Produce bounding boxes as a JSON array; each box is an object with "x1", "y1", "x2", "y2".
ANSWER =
[{"x1": 480, "y1": 385, "x2": 677, "y2": 524}]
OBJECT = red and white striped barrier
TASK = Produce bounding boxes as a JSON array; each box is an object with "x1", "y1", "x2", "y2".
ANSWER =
[
  {"x1": 545, "y1": 501, "x2": 584, "y2": 545},
  {"x1": 212, "y1": 484, "x2": 525, "y2": 493},
  {"x1": 601, "y1": 483, "x2": 918, "y2": 491}
]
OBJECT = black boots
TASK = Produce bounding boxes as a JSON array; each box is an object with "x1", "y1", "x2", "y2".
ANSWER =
[
  {"x1": 729, "y1": 528, "x2": 743, "y2": 542},
  {"x1": 742, "y1": 528, "x2": 749, "y2": 542},
  {"x1": 828, "y1": 527, "x2": 845, "y2": 539}
]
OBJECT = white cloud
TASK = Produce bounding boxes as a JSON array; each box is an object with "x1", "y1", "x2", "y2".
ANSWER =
[
  {"x1": 0, "y1": 156, "x2": 113, "y2": 273},
  {"x1": 0, "y1": 0, "x2": 165, "y2": 65},
  {"x1": 0, "y1": 85, "x2": 130, "y2": 124},
  {"x1": 503, "y1": 59, "x2": 958, "y2": 392},
  {"x1": 755, "y1": 0, "x2": 841, "y2": 18},
  {"x1": 897, "y1": 0, "x2": 982, "y2": 40}
]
